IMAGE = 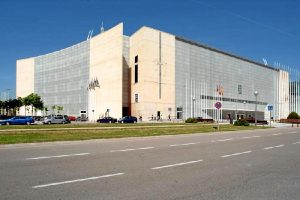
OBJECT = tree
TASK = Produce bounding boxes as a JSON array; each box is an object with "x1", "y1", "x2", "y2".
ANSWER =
[
  {"x1": 43, "y1": 107, "x2": 48, "y2": 116},
  {"x1": 287, "y1": 112, "x2": 300, "y2": 119},
  {"x1": 57, "y1": 106, "x2": 64, "y2": 114},
  {"x1": 0, "y1": 100, "x2": 3, "y2": 115},
  {"x1": 51, "y1": 105, "x2": 57, "y2": 114},
  {"x1": 23, "y1": 93, "x2": 44, "y2": 116},
  {"x1": 22, "y1": 96, "x2": 31, "y2": 116},
  {"x1": 3, "y1": 100, "x2": 11, "y2": 115},
  {"x1": 9, "y1": 98, "x2": 23, "y2": 115}
]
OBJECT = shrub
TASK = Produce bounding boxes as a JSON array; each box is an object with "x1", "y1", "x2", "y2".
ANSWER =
[
  {"x1": 185, "y1": 118, "x2": 198, "y2": 123},
  {"x1": 234, "y1": 119, "x2": 249, "y2": 126},
  {"x1": 287, "y1": 112, "x2": 300, "y2": 119}
]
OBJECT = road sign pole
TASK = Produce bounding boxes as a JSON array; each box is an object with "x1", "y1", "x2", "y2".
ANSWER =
[
  {"x1": 270, "y1": 110, "x2": 271, "y2": 127},
  {"x1": 214, "y1": 102, "x2": 222, "y2": 132}
]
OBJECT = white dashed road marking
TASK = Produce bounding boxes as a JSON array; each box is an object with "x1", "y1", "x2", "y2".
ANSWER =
[
  {"x1": 221, "y1": 151, "x2": 252, "y2": 158},
  {"x1": 138, "y1": 147, "x2": 155, "y2": 150},
  {"x1": 32, "y1": 173, "x2": 124, "y2": 188},
  {"x1": 292, "y1": 142, "x2": 300, "y2": 144},
  {"x1": 290, "y1": 131, "x2": 297, "y2": 133},
  {"x1": 271, "y1": 133, "x2": 282, "y2": 136},
  {"x1": 110, "y1": 147, "x2": 154, "y2": 152},
  {"x1": 170, "y1": 142, "x2": 198, "y2": 147},
  {"x1": 152, "y1": 160, "x2": 203, "y2": 170},
  {"x1": 26, "y1": 153, "x2": 90, "y2": 160},
  {"x1": 216, "y1": 138, "x2": 234, "y2": 142},
  {"x1": 263, "y1": 144, "x2": 285, "y2": 150},
  {"x1": 242, "y1": 135, "x2": 261, "y2": 139}
]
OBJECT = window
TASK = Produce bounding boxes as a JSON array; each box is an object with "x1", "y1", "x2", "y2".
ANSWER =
[
  {"x1": 135, "y1": 93, "x2": 139, "y2": 103},
  {"x1": 134, "y1": 64, "x2": 138, "y2": 83},
  {"x1": 238, "y1": 84, "x2": 242, "y2": 94},
  {"x1": 135, "y1": 55, "x2": 138, "y2": 63}
]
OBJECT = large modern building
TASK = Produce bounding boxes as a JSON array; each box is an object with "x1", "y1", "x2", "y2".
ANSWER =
[{"x1": 16, "y1": 23, "x2": 290, "y2": 121}]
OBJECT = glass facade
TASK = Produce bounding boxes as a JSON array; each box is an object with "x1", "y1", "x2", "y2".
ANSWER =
[
  {"x1": 34, "y1": 41, "x2": 90, "y2": 116},
  {"x1": 175, "y1": 37, "x2": 279, "y2": 120}
]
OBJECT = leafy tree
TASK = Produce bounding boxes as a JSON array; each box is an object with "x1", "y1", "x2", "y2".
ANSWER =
[
  {"x1": 0, "y1": 100, "x2": 4, "y2": 115},
  {"x1": 43, "y1": 107, "x2": 48, "y2": 116},
  {"x1": 23, "y1": 93, "x2": 44, "y2": 116},
  {"x1": 3, "y1": 100, "x2": 11, "y2": 115},
  {"x1": 57, "y1": 106, "x2": 64, "y2": 114},
  {"x1": 22, "y1": 96, "x2": 31, "y2": 116},
  {"x1": 51, "y1": 105, "x2": 57, "y2": 114},
  {"x1": 9, "y1": 98, "x2": 23, "y2": 115},
  {"x1": 287, "y1": 112, "x2": 300, "y2": 119}
]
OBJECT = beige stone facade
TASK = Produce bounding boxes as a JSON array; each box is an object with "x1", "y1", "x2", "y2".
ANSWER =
[
  {"x1": 130, "y1": 27, "x2": 176, "y2": 120},
  {"x1": 16, "y1": 58, "x2": 34, "y2": 98},
  {"x1": 89, "y1": 23, "x2": 125, "y2": 121}
]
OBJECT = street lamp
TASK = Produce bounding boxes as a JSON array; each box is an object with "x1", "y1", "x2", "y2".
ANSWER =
[
  {"x1": 254, "y1": 91, "x2": 258, "y2": 126},
  {"x1": 192, "y1": 97, "x2": 196, "y2": 118}
]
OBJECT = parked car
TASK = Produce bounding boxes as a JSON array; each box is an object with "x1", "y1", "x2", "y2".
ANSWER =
[
  {"x1": 97, "y1": 117, "x2": 117, "y2": 123},
  {"x1": 76, "y1": 116, "x2": 88, "y2": 121},
  {"x1": 43, "y1": 115, "x2": 69, "y2": 124},
  {"x1": 63, "y1": 115, "x2": 71, "y2": 123},
  {"x1": 68, "y1": 116, "x2": 76, "y2": 121},
  {"x1": 32, "y1": 116, "x2": 44, "y2": 125},
  {"x1": 118, "y1": 116, "x2": 137, "y2": 123},
  {"x1": 0, "y1": 116, "x2": 34, "y2": 125}
]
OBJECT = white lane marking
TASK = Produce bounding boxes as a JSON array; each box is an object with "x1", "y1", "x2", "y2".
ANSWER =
[
  {"x1": 216, "y1": 138, "x2": 234, "y2": 142},
  {"x1": 290, "y1": 131, "x2": 298, "y2": 134},
  {"x1": 138, "y1": 147, "x2": 154, "y2": 150},
  {"x1": 32, "y1": 173, "x2": 124, "y2": 188},
  {"x1": 110, "y1": 147, "x2": 154, "y2": 152},
  {"x1": 152, "y1": 160, "x2": 203, "y2": 170},
  {"x1": 271, "y1": 133, "x2": 282, "y2": 136},
  {"x1": 26, "y1": 153, "x2": 90, "y2": 160},
  {"x1": 293, "y1": 142, "x2": 300, "y2": 144},
  {"x1": 263, "y1": 144, "x2": 285, "y2": 150},
  {"x1": 242, "y1": 135, "x2": 261, "y2": 139},
  {"x1": 170, "y1": 142, "x2": 197, "y2": 147},
  {"x1": 221, "y1": 151, "x2": 252, "y2": 158},
  {"x1": 110, "y1": 148, "x2": 136, "y2": 152}
]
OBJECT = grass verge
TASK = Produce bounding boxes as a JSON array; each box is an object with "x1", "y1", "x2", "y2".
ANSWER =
[{"x1": 0, "y1": 124, "x2": 269, "y2": 145}]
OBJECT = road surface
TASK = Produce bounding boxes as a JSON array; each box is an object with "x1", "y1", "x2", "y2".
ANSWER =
[{"x1": 0, "y1": 127, "x2": 299, "y2": 200}]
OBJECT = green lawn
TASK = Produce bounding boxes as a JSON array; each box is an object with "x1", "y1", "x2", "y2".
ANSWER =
[
  {"x1": 0, "y1": 124, "x2": 269, "y2": 144},
  {"x1": 0, "y1": 122, "x2": 188, "y2": 130}
]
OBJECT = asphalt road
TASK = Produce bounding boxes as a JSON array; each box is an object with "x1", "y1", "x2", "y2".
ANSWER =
[{"x1": 0, "y1": 127, "x2": 299, "y2": 200}]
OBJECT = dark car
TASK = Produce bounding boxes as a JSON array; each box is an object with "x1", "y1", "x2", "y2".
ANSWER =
[
  {"x1": 63, "y1": 115, "x2": 71, "y2": 124},
  {"x1": 0, "y1": 116, "x2": 34, "y2": 125},
  {"x1": 97, "y1": 117, "x2": 117, "y2": 123},
  {"x1": 118, "y1": 116, "x2": 137, "y2": 123}
]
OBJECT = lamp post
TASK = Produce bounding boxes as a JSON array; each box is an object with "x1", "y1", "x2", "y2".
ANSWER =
[
  {"x1": 254, "y1": 91, "x2": 258, "y2": 126},
  {"x1": 192, "y1": 97, "x2": 196, "y2": 118}
]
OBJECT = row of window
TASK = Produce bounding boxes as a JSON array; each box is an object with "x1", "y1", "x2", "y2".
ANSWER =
[{"x1": 199, "y1": 95, "x2": 267, "y2": 105}]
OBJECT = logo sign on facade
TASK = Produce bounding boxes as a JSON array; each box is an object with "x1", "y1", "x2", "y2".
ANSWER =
[
  {"x1": 214, "y1": 102, "x2": 222, "y2": 110},
  {"x1": 87, "y1": 77, "x2": 100, "y2": 91},
  {"x1": 267, "y1": 105, "x2": 273, "y2": 111}
]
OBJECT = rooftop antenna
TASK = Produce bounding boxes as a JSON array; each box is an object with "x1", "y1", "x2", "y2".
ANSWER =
[
  {"x1": 262, "y1": 58, "x2": 268, "y2": 66},
  {"x1": 90, "y1": 29, "x2": 94, "y2": 39},
  {"x1": 87, "y1": 30, "x2": 91, "y2": 40},
  {"x1": 100, "y1": 21, "x2": 105, "y2": 33}
]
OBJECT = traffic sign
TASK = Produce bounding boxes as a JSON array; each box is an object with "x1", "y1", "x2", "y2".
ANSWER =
[
  {"x1": 215, "y1": 102, "x2": 222, "y2": 110},
  {"x1": 267, "y1": 105, "x2": 273, "y2": 111}
]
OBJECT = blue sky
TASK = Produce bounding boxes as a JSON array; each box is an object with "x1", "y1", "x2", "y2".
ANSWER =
[{"x1": 0, "y1": 0, "x2": 299, "y2": 98}]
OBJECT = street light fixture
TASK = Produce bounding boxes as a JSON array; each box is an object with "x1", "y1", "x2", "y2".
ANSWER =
[
  {"x1": 192, "y1": 97, "x2": 196, "y2": 118},
  {"x1": 254, "y1": 91, "x2": 258, "y2": 126}
]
